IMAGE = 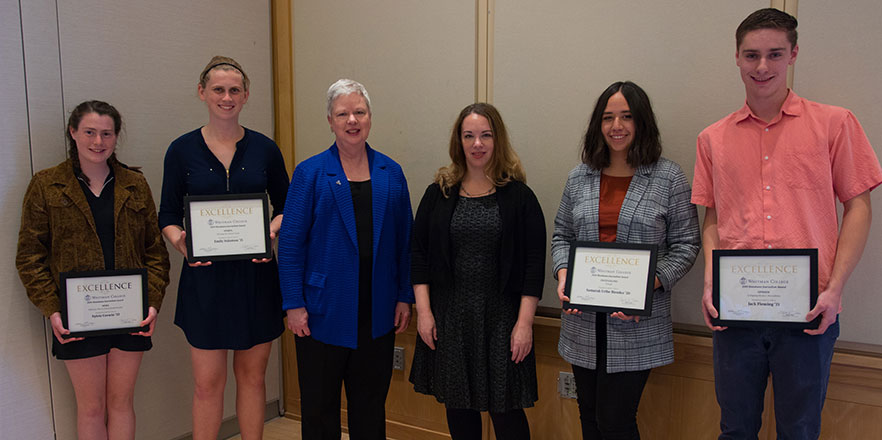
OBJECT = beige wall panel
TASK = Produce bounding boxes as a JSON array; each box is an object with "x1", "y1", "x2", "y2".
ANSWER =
[
  {"x1": 0, "y1": 0, "x2": 56, "y2": 438},
  {"x1": 46, "y1": 1, "x2": 278, "y2": 438},
  {"x1": 794, "y1": 1, "x2": 882, "y2": 346},
  {"x1": 292, "y1": 0, "x2": 475, "y2": 201},
  {"x1": 20, "y1": 0, "x2": 66, "y2": 172},
  {"x1": 492, "y1": 0, "x2": 769, "y2": 323}
]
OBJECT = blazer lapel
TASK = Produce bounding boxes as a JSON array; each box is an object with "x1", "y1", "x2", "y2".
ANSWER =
[
  {"x1": 326, "y1": 145, "x2": 358, "y2": 248},
  {"x1": 584, "y1": 167, "x2": 601, "y2": 242},
  {"x1": 367, "y1": 146, "x2": 389, "y2": 258},
  {"x1": 616, "y1": 164, "x2": 652, "y2": 243}
]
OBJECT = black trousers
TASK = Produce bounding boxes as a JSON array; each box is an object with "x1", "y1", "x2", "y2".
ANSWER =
[
  {"x1": 571, "y1": 312, "x2": 651, "y2": 440},
  {"x1": 571, "y1": 364, "x2": 651, "y2": 440},
  {"x1": 445, "y1": 407, "x2": 530, "y2": 440},
  {"x1": 296, "y1": 332, "x2": 395, "y2": 440}
]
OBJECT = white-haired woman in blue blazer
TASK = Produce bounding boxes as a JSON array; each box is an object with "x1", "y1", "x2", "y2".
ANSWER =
[{"x1": 277, "y1": 79, "x2": 414, "y2": 439}]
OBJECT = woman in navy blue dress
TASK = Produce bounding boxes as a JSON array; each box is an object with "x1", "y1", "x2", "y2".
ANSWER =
[{"x1": 159, "y1": 56, "x2": 288, "y2": 440}]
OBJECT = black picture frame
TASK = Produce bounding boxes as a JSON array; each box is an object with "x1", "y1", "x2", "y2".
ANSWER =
[
  {"x1": 184, "y1": 192, "x2": 272, "y2": 262},
  {"x1": 59, "y1": 268, "x2": 149, "y2": 338},
  {"x1": 712, "y1": 248, "x2": 820, "y2": 329},
  {"x1": 563, "y1": 241, "x2": 658, "y2": 316}
]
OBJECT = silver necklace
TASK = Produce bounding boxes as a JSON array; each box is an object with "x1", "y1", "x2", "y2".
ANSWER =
[{"x1": 461, "y1": 184, "x2": 495, "y2": 197}]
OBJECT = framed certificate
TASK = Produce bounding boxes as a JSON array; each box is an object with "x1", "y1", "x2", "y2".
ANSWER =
[
  {"x1": 712, "y1": 249, "x2": 819, "y2": 329},
  {"x1": 60, "y1": 269, "x2": 149, "y2": 338},
  {"x1": 184, "y1": 193, "x2": 272, "y2": 262},
  {"x1": 563, "y1": 241, "x2": 658, "y2": 316}
]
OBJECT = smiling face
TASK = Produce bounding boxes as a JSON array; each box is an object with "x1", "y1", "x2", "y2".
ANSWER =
[
  {"x1": 69, "y1": 112, "x2": 117, "y2": 167},
  {"x1": 460, "y1": 113, "x2": 494, "y2": 174},
  {"x1": 328, "y1": 92, "x2": 371, "y2": 150},
  {"x1": 601, "y1": 91, "x2": 635, "y2": 157},
  {"x1": 736, "y1": 28, "x2": 798, "y2": 106},
  {"x1": 198, "y1": 68, "x2": 249, "y2": 121}
]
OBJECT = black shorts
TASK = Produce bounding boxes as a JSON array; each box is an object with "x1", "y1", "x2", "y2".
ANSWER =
[{"x1": 52, "y1": 333, "x2": 152, "y2": 360}]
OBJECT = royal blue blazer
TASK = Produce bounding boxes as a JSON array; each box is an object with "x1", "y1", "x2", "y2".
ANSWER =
[{"x1": 278, "y1": 143, "x2": 414, "y2": 348}]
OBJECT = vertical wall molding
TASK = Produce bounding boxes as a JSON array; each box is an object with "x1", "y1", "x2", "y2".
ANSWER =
[
  {"x1": 475, "y1": 0, "x2": 494, "y2": 103},
  {"x1": 783, "y1": 0, "x2": 798, "y2": 87},
  {"x1": 272, "y1": 0, "x2": 296, "y2": 174}
]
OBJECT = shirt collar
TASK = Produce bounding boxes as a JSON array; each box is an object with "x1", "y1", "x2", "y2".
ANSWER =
[{"x1": 735, "y1": 89, "x2": 803, "y2": 124}]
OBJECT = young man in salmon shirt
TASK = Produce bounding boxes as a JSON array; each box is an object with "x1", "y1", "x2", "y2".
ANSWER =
[{"x1": 691, "y1": 8, "x2": 882, "y2": 439}]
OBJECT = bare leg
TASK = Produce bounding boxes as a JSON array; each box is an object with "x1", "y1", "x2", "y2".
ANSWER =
[
  {"x1": 65, "y1": 355, "x2": 109, "y2": 440},
  {"x1": 233, "y1": 341, "x2": 272, "y2": 440},
  {"x1": 191, "y1": 347, "x2": 228, "y2": 440},
  {"x1": 104, "y1": 349, "x2": 144, "y2": 440}
]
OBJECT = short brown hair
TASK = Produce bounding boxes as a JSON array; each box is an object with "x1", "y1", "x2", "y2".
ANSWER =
[
  {"x1": 736, "y1": 8, "x2": 798, "y2": 50},
  {"x1": 435, "y1": 103, "x2": 525, "y2": 197}
]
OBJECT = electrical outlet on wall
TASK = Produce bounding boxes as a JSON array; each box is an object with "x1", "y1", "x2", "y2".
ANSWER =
[
  {"x1": 392, "y1": 346, "x2": 405, "y2": 371},
  {"x1": 558, "y1": 371, "x2": 578, "y2": 399}
]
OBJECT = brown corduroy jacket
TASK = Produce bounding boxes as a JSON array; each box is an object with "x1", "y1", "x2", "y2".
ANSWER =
[{"x1": 16, "y1": 159, "x2": 170, "y2": 318}]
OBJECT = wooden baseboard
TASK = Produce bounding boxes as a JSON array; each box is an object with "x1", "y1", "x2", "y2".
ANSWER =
[{"x1": 282, "y1": 317, "x2": 882, "y2": 439}]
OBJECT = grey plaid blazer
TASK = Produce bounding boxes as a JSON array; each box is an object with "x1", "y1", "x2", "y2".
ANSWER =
[{"x1": 551, "y1": 158, "x2": 700, "y2": 372}]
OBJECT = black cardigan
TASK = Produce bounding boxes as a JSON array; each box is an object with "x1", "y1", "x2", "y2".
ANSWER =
[{"x1": 411, "y1": 180, "x2": 546, "y2": 298}]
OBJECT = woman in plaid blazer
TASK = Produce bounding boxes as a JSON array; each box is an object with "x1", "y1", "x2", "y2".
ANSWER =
[{"x1": 551, "y1": 81, "x2": 700, "y2": 439}]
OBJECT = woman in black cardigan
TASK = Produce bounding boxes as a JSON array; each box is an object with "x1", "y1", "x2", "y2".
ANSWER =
[{"x1": 409, "y1": 103, "x2": 546, "y2": 440}]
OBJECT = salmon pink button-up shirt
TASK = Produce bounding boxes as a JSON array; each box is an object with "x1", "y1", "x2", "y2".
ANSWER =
[{"x1": 692, "y1": 91, "x2": 882, "y2": 290}]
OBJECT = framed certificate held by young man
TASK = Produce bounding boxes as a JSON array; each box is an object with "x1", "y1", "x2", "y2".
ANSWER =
[
  {"x1": 563, "y1": 241, "x2": 658, "y2": 316},
  {"x1": 712, "y1": 248, "x2": 820, "y2": 329}
]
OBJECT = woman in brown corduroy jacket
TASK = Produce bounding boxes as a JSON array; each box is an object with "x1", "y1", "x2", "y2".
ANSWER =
[{"x1": 16, "y1": 100, "x2": 169, "y2": 439}]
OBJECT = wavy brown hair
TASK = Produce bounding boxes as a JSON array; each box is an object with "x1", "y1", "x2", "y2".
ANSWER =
[{"x1": 435, "y1": 103, "x2": 525, "y2": 197}]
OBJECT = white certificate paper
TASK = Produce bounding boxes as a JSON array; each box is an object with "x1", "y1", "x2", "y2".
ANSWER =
[
  {"x1": 567, "y1": 244, "x2": 655, "y2": 314},
  {"x1": 717, "y1": 254, "x2": 812, "y2": 322},
  {"x1": 186, "y1": 195, "x2": 269, "y2": 261},
  {"x1": 63, "y1": 272, "x2": 145, "y2": 334}
]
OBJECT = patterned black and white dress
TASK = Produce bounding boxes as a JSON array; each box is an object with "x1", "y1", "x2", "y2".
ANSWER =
[{"x1": 410, "y1": 193, "x2": 538, "y2": 412}]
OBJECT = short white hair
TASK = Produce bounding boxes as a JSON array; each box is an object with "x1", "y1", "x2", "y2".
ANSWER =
[{"x1": 326, "y1": 79, "x2": 371, "y2": 116}]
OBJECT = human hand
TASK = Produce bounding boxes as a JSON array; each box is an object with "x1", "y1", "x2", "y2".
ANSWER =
[
  {"x1": 254, "y1": 215, "x2": 284, "y2": 264},
  {"x1": 173, "y1": 230, "x2": 212, "y2": 267},
  {"x1": 610, "y1": 312, "x2": 640, "y2": 323},
  {"x1": 510, "y1": 321, "x2": 533, "y2": 363},
  {"x1": 416, "y1": 309, "x2": 437, "y2": 350},
  {"x1": 269, "y1": 214, "x2": 283, "y2": 240},
  {"x1": 394, "y1": 302, "x2": 412, "y2": 334},
  {"x1": 701, "y1": 281, "x2": 726, "y2": 331},
  {"x1": 804, "y1": 288, "x2": 842, "y2": 335},
  {"x1": 49, "y1": 312, "x2": 83, "y2": 343},
  {"x1": 557, "y1": 268, "x2": 582, "y2": 315},
  {"x1": 286, "y1": 307, "x2": 310, "y2": 337},
  {"x1": 132, "y1": 307, "x2": 158, "y2": 336}
]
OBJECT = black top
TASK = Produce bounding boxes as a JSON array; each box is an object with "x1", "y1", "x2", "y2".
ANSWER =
[
  {"x1": 411, "y1": 180, "x2": 546, "y2": 299},
  {"x1": 158, "y1": 127, "x2": 289, "y2": 349},
  {"x1": 350, "y1": 180, "x2": 373, "y2": 345},
  {"x1": 77, "y1": 169, "x2": 115, "y2": 270}
]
